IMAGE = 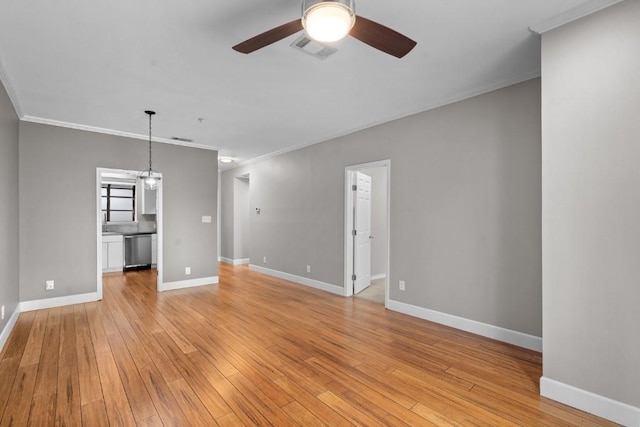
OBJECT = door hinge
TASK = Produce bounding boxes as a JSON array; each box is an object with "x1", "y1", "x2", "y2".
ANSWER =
[
  {"x1": 352, "y1": 274, "x2": 356, "y2": 281},
  {"x1": 352, "y1": 184, "x2": 357, "y2": 191},
  {"x1": 352, "y1": 229, "x2": 356, "y2": 236}
]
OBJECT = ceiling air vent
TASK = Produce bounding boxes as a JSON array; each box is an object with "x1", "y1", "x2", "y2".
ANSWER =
[
  {"x1": 171, "y1": 136, "x2": 193, "y2": 143},
  {"x1": 290, "y1": 35, "x2": 337, "y2": 60}
]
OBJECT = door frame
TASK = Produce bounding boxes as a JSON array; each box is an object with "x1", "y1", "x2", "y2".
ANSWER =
[
  {"x1": 96, "y1": 167, "x2": 164, "y2": 299},
  {"x1": 343, "y1": 160, "x2": 390, "y2": 307}
]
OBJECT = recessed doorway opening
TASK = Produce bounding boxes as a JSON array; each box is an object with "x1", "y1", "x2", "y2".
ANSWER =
[
  {"x1": 344, "y1": 160, "x2": 390, "y2": 306},
  {"x1": 96, "y1": 167, "x2": 163, "y2": 299},
  {"x1": 233, "y1": 174, "x2": 250, "y2": 265}
]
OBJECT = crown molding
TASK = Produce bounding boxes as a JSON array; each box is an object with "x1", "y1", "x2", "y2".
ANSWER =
[
  {"x1": 0, "y1": 57, "x2": 218, "y2": 153},
  {"x1": 529, "y1": 0, "x2": 623, "y2": 34},
  {"x1": 0, "y1": 54, "x2": 24, "y2": 117},
  {"x1": 228, "y1": 68, "x2": 541, "y2": 171},
  {"x1": 21, "y1": 115, "x2": 219, "y2": 151}
]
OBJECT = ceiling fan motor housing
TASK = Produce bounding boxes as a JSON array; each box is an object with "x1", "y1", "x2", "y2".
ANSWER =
[{"x1": 302, "y1": 0, "x2": 356, "y2": 42}]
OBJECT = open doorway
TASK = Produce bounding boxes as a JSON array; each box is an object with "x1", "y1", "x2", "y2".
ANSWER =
[
  {"x1": 344, "y1": 160, "x2": 390, "y2": 306},
  {"x1": 95, "y1": 167, "x2": 163, "y2": 299},
  {"x1": 233, "y1": 174, "x2": 250, "y2": 265}
]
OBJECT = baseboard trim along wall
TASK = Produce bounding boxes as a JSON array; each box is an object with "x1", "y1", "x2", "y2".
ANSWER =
[
  {"x1": 220, "y1": 257, "x2": 250, "y2": 265},
  {"x1": 1, "y1": 276, "x2": 220, "y2": 351},
  {"x1": 370, "y1": 273, "x2": 387, "y2": 281},
  {"x1": 2, "y1": 292, "x2": 100, "y2": 351},
  {"x1": 540, "y1": 377, "x2": 640, "y2": 426},
  {"x1": 387, "y1": 299, "x2": 543, "y2": 352},
  {"x1": 0, "y1": 306, "x2": 21, "y2": 353},
  {"x1": 21, "y1": 292, "x2": 99, "y2": 312},
  {"x1": 159, "y1": 276, "x2": 219, "y2": 292},
  {"x1": 249, "y1": 264, "x2": 344, "y2": 296}
]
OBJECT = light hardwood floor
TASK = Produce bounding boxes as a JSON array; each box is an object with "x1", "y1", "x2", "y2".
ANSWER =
[{"x1": 0, "y1": 264, "x2": 616, "y2": 426}]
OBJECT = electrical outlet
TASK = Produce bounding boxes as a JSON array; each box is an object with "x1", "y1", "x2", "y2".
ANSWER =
[
  {"x1": 45, "y1": 280, "x2": 55, "y2": 291},
  {"x1": 185, "y1": 267, "x2": 191, "y2": 275},
  {"x1": 263, "y1": 256, "x2": 267, "y2": 264},
  {"x1": 1, "y1": 305, "x2": 4, "y2": 320},
  {"x1": 306, "y1": 265, "x2": 311, "y2": 273},
  {"x1": 399, "y1": 280, "x2": 406, "y2": 291}
]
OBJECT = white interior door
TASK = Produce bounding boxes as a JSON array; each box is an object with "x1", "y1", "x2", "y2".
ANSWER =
[{"x1": 353, "y1": 172, "x2": 372, "y2": 294}]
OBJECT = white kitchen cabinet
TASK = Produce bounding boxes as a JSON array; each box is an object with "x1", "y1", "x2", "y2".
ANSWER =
[
  {"x1": 102, "y1": 234, "x2": 123, "y2": 272},
  {"x1": 141, "y1": 187, "x2": 157, "y2": 215},
  {"x1": 137, "y1": 178, "x2": 157, "y2": 216},
  {"x1": 136, "y1": 179, "x2": 158, "y2": 215},
  {"x1": 102, "y1": 242, "x2": 108, "y2": 270},
  {"x1": 151, "y1": 233, "x2": 157, "y2": 265}
]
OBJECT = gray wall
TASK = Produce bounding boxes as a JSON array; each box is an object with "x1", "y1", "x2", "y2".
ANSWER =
[
  {"x1": 19, "y1": 122, "x2": 218, "y2": 301},
  {"x1": 233, "y1": 177, "x2": 250, "y2": 260},
  {"x1": 222, "y1": 78, "x2": 542, "y2": 336},
  {"x1": 0, "y1": 80, "x2": 19, "y2": 334},
  {"x1": 542, "y1": 0, "x2": 640, "y2": 408},
  {"x1": 364, "y1": 167, "x2": 388, "y2": 278}
]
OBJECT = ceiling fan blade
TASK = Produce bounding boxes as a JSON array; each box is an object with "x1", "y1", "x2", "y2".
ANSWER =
[
  {"x1": 233, "y1": 19, "x2": 304, "y2": 54},
  {"x1": 350, "y1": 16, "x2": 416, "y2": 58}
]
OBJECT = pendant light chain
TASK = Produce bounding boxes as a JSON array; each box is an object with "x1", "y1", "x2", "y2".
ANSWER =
[
  {"x1": 148, "y1": 112, "x2": 153, "y2": 174},
  {"x1": 144, "y1": 110, "x2": 156, "y2": 177},
  {"x1": 140, "y1": 110, "x2": 159, "y2": 190}
]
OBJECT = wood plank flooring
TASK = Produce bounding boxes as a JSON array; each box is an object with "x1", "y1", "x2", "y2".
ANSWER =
[{"x1": 0, "y1": 264, "x2": 617, "y2": 426}]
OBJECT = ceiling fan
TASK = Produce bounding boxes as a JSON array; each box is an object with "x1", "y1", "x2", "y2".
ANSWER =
[{"x1": 232, "y1": 0, "x2": 417, "y2": 58}]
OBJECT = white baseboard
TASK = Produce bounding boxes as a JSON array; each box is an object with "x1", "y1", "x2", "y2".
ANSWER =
[
  {"x1": 371, "y1": 273, "x2": 387, "y2": 281},
  {"x1": 3, "y1": 291, "x2": 102, "y2": 351},
  {"x1": 20, "y1": 292, "x2": 99, "y2": 312},
  {"x1": 0, "y1": 305, "x2": 21, "y2": 353},
  {"x1": 249, "y1": 264, "x2": 344, "y2": 296},
  {"x1": 387, "y1": 299, "x2": 542, "y2": 352},
  {"x1": 540, "y1": 377, "x2": 640, "y2": 426},
  {"x1": 159, "y1": 276, "x2": 219, "y2": 292},
  {"x1": 220, "y1": 257, "x2": 250, "y2": 265}
]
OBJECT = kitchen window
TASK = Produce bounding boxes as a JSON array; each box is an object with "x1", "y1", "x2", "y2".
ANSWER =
[{"x1": 102, "y1": 184, "x2": 135, "y2": 222}]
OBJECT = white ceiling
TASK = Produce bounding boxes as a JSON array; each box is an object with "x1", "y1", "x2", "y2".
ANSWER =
[{"x1": 0, "y1": 0, "x2": 617, "y2": 168}]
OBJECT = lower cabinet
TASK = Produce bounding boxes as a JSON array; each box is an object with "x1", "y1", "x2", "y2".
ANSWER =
[
  {"x1": 102, "y1": 234, "x2": 123, "y2": 272},
  {"x1": 102, "y1": 242, "x2": 108, "y2": 270},
  {"x1": 152, "y1": 234, "x2": 157, "y2": 265}
]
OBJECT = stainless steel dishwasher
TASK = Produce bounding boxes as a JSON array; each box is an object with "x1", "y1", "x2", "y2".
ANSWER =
[{"x1": 124, "y1": 234, "x2": 152, "y2": 270}]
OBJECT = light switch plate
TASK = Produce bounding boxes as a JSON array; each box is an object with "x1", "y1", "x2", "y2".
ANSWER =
[{"x1": 202, "y1": 216, "x2": 212, "y2": 223}]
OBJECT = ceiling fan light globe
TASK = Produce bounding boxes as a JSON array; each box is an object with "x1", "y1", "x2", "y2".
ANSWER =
[{"x1": 302, "y1": 1, "x2": 355, "y2": 43}]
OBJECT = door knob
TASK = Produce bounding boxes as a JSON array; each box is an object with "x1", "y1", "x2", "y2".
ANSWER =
[{"x1": 369, "y1": 235, "x2": 374, "y2": 239}]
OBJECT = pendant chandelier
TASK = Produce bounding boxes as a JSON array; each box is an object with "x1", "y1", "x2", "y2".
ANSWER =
[{"x1": 139, "y1": 110, "x2": 160, "y2": 190}]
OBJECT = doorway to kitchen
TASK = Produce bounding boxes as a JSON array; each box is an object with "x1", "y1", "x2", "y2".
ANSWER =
[
  {"x1": 344, "y1": 160, "x2": 390, "y2": 306},
  {"x1": 96, "y1": 167, "x2": 163, "y2": 299}
]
